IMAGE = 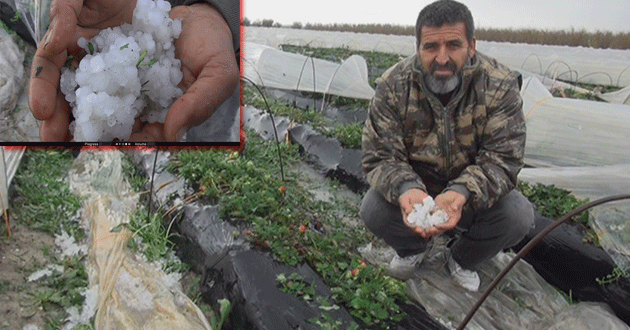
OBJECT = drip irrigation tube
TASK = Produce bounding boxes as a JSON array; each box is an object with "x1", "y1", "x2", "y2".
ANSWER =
[{"x1": 457, "y1": 193, "x2": 630, "y2": 330}]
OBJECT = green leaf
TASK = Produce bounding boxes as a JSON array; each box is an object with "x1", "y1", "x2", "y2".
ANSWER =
[
  {"x1": 64, "y1": 55, "x2": 75, "y2": 68},
  {"x1": 140, "y1": 59, "x2": 158, "y2": 67},
  {"x1": 136, "y1": 49, "x2": 148, "y2": 67},
  {"x1": 319, "y1": 304, "x2": 340, "y2": 311},
  {"x1": 375, "y1": 308, "x2": 389, "y2": 320},
  {"x1": 87, "y1": 42, "x2": 94, "y2": 55},
  {"x1": 217, "y1": 298, "x2": 232, "y2": 329},
  {"x1": 110, "y1": 223, "x2": 130, "y2": 233},
  {"x1": 120, "y1": 43, "x2": 129, "y2": 50},
  {"x1": 11, "y1": 11, "x2": 21, "y2": 23}
]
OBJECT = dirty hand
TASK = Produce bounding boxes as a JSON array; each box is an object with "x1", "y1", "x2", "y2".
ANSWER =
[
  {"x1": 29, "y1": 0, "x2": 238, "y2": 142},
  {"x1": 430, "y1": 190, "x2": 467, "y2": 236},
  {"x1": 129, "y1": 3, "x2": 239, "y2": 142},
  {"x1": 29, "y1": 0, "x2": 140, "y2": 141},
  {"x1": 398, "y1": 188, "x2": 433, "y2": 238}
]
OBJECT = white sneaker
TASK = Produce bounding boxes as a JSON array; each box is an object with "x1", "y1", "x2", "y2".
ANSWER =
[
  {"x1": 387, "y1": 251, "x2": 426, "y2": 280},
  {"x1": 447, "y1": 253, "x2": 480, "y2": 292}
]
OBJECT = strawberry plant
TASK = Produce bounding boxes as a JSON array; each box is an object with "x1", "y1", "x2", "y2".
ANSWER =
[{"x1": 170, "y1": 131, "x2": 407, "y2": 328}]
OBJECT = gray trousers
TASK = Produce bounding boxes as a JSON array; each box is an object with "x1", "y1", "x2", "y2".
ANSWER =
[{"x1": 360, "y1": 188, "x2": 535, "y2": 271}]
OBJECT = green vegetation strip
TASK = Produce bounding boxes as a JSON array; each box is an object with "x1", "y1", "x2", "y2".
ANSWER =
[
  {"x1": 517, "y1": 181, "x2": 600, "y2": 248},
  {"x1": 517, "y1": 181, "x2": 590, "y2": 225},
  {"x1": 243, "y1": 85, "x2": 364, "y2": 149},
  {"x1": 169, "y1": 131, "x2": 407, "y2": 328},
  {"x1": 10, "y1": 150, "x2": 89, "y2": 329},
  {"x1": 12, "y1": 150, "x2": 85, "y2": 240}
]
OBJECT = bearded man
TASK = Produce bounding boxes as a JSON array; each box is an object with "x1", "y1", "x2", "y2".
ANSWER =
[{"x1": 360, "y1": 0, "x2": 534, "y2": 292}]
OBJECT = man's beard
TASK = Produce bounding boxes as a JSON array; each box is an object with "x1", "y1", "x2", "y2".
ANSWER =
[{"x1": 422, "y1": 52, "x2": 470, "y2": 95}]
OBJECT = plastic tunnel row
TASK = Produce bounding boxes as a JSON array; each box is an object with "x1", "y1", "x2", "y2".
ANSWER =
[{"x1": 245, "y1": 26, "x2": 630, "y2": 89}]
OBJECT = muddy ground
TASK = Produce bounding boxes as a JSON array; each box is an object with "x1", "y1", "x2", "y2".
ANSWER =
[{"x1": 0, "y1": 223, "x2": 55, "y2": 329}]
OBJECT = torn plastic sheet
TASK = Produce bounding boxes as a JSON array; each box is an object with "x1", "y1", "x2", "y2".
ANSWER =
[
  {"x1": 590, "y1": 204, "x2": 630, "y2": 272},
  {"x1": 520, "y1": 76, "x2": 630, "y2": 167},
  {"x1": 245, "y1": 26, "x2": 630, "y2": 87},
  {"x1": 514, "y1": 214, "x2": 630, "y2": 326},
  {"x1": 359, "y1": 236, "x2": 630, "y2": 330},
  {"x1": 244, "y1": 42, "x2": 375, "y2": 100},
  {"x1": 68, "y1": 150, "x2": 212, "y2": 330},
  {"x1": 518, "y1": 69, "x2": 593, "y2": 95},
  {"x1": 598, "y1": 84, "x2": 630, "y2": 105}
]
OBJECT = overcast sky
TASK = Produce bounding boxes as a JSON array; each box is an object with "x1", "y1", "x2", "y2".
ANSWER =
[{"x1": 244, "y1": 0, "x2": 630, "y2": 33}]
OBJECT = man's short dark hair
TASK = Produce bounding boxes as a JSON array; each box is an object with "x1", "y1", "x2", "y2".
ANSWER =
[{"x1": 415, "y1": 0, "x2": 475, "y2": 45}]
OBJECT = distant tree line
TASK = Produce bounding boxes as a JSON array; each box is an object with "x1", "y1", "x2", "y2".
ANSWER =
[{"x1": 242, "y1": 18, "x2": 630, "y2": 50}]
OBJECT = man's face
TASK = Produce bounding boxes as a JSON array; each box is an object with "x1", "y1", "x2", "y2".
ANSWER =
[{"x1": 417, "y1": 21, "x2": 476, "y2": 94}]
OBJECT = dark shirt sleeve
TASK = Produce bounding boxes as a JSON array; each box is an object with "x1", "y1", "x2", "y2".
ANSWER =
[{"x1": 169, "y1": 0, "x2": 240, "y2": 63}]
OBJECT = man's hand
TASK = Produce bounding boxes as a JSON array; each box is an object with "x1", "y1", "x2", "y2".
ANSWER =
[
  {"x1": 29, "y1": 0, "x2": 239, "y2": 142},
  {"x1": 130, "y1": 3, "x2": 239, "y2": 142},
  {"x1": 398, "y1": 188, "x2": 432, "y2": 238},
  {"x1": 401, "y1": 189, "x2": 466, "y2": 238},
  {"x1": 431, "y1": 190, "x2": 467, "y2": 235},
  {"x1": 29, "y1": 0, "x2": 139, "y2": 141}
]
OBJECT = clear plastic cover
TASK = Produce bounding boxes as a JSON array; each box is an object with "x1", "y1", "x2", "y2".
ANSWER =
[
  {"x1": 244, "y1": 42, "x2": 375, "y2": 100},
  {"x1": 68, "y1": 150, "x2": 212, "y2": 329},
  {"x1": 359, "y1": 237, "x2": 630, "y2": 330},
  {"x1": 1, "y1": 0, "x2": 51, "y2": 45},
  {"x1": 245, "y1": 26, "x2": 630, "y2": 87}
]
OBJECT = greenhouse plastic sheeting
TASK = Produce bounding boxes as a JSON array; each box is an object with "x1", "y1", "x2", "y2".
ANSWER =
[
  {"x1": 520, "y1": 76, "x2": 630, "y2": 167},
  {"x1": 0, "y1": 147, "x2": 25, "y2": 215},
  {"x1": 244, "y1": 42, "x2": 375, "y2": 100},
  {"x1": 0, "y1": 27, "x2": 25, "y2": 114},
  {"x1": 0, "y1": 0, "x2": 50, "y2": 45},
  {"x1": 598, "y1": 85, "x2": 630, "y2": 105},
  {"x1": 358, "y1": 238, "x2": 630, "y2": 330},
  {"x1": 68, "y1": 150, "x2": 212, "y2": 330},
  {"x1": 517, "y1": 70, "x2": 630, "y2": 105},
  {"x1": 245, "y1": 26, "x2": 630, "y2": 87},
  {"x1": 517, "y1": 69, "x2": 592, "y2": 94},
  {"x1": 519, "y1": 165, "x2": 630, "y2": 282},
  {"x1": 590, "y1": 204, "x2": 630, "y2": 272}
]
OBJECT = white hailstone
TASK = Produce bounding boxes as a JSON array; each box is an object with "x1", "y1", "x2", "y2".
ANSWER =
[
  {"x1": 171, "y1": 19, "x2": 182, "y2": 36},
  {"x1": 156, "y1": 0, "x2": 171, "y2": 12},
  {"x1": 77, "y1": 37, "x2": 88, "y2": 49},
  {"x1": 407, "y1": 196, "x2": 449, "y2": 229},
  {"x1": 59, "y1": 0, "x2": 183, "y2": 141}
]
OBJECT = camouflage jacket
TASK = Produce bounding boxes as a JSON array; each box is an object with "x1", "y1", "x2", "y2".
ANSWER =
[{"x1": 362, "y1": 52, "x2": 525, "y2": 211}]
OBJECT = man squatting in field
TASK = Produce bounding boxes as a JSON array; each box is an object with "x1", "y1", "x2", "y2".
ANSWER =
[{"x1": 360, "y1": 0, "x2": 535, "y2": 292}]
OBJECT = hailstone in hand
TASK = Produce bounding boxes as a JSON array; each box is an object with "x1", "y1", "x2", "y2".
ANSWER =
[
  {"x1": 407, "y1": 196, "x2": 448, "y2": 229},
  {"x1": 59, "y1": 0, "x2": 184, "y2": 141}
]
